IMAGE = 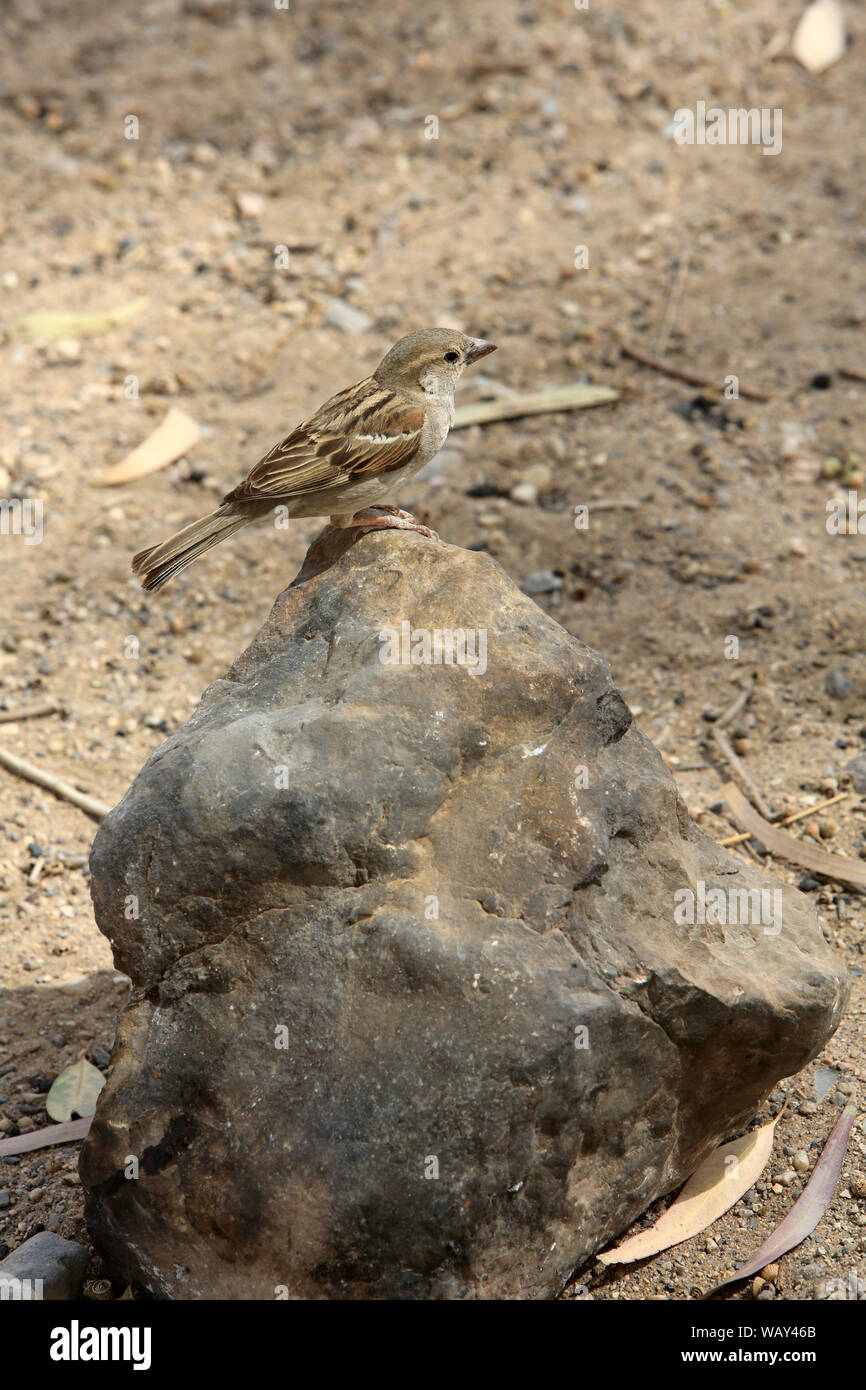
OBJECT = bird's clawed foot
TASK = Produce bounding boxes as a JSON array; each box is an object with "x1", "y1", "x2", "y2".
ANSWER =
[{"x1": 331, "y1": 507, "x2": 440, "y2": 542}]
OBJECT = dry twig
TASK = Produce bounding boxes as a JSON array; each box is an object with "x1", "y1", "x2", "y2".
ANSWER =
[
  {"x1": 710, "y1": 726, "x2": 775, "y2": 821},
  {"x1": 0, "y1": 747, "x2": 111, "y2": 821},
  {"x1": 0, "y1": 701, "x2": 59, "y2": 724},
  {"x1": 620, "y1": 340, "x2": 770, "y2": 402}
]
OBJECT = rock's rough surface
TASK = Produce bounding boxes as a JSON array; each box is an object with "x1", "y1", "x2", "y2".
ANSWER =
[{"x1": 80, "y1": 529, "x2": 847, "y2": 1299}]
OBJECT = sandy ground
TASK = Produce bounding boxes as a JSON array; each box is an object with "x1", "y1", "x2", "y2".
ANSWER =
[{"x1": 0, "y1": 0, "x2": 864, "y2": 1300}]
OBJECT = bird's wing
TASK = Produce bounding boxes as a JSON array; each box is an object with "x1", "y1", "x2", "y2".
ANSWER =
[{"x1": 225, "y1": 378, "x2": 425, "y2": 503}]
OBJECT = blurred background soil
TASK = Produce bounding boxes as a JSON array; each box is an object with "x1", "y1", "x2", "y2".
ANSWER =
[{"x1": 0, "y1": 0, "x2": 864, "y2": 1299}]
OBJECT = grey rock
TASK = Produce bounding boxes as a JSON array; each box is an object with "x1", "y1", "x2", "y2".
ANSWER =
[
  {"x1": 81, "y1": 528, "x2": 847, "y2": 1300},
  {"x1": 522, "y1": 568, "x2": 563, "y2": 594},
  {"x1": 826, "y1": 669, "x2": 852, "y2": 699},
  {"x1": 843, "y1": 753, "x2": 866, "y2": 794},
  {"x1": 0, "y1": 1231, "x2": 88, "y2": 1299},
  {"x1": 0, "y1": 1189, "x2": 10, "y2": 1208},
  {"x1": 323, "y1": 299, "x2": 371, "y2": 334}
]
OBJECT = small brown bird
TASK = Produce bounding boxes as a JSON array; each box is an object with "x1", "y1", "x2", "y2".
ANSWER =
[{"x1": 132, "y1": 327, "x2": 496, "y2": 590}]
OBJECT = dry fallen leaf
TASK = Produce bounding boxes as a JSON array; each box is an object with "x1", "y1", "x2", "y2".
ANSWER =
[
  {"x1": 722, "y1": 781, "x2": 866, "y2": 890},
  {"x1": 597, "y1": 1109, "x2": 783, "y2": 1265},
  {"x1": 9, "y1": 296, "x2": 149, "y2": 340},
  {"x1": 453, "y1": 383, "x2": 618, "y2": 429},
  {"x1": 97, "y1": 407, "x2": 202, "y2": 485},
  {"x1": 0, "y1": 1115, "x2": 92, "y2": 1156},
  {"x1": 704, "y1": 1100, "x2": 861, "y2": 1296},
  {"x1": 46, "y1": 1058, "x2": 105, "y2": 1122},
  {"x1": 792, "y1": 0, "x2": 846, "y2": 74}
]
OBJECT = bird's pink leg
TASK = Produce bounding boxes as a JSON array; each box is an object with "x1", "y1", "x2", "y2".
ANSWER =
[
  {"x1": 330, "y1": 507, "x2": 439, "y2": 541},
  {"x1": 359, "y1": 505, "x2": 416, "y2": 521}
]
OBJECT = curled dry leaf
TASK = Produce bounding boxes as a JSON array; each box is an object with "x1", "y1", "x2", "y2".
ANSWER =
[
  {"x1": 97, "y1": 407, "x2": 202, "y2": 485},
  {"x1": 722, "y1": 781, "x2": 866, "y2": 891},
  {"x1": 704, "y1": 1100, "x2": 861, "y2": 1297},
  {"x1": 597, "y1": 1108, "x2": 783, "y2": 1266}
]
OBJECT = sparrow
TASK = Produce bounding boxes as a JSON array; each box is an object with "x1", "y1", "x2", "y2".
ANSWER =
[{"x1": 131, "y1": 327, "x2": 496, "y2": 590}]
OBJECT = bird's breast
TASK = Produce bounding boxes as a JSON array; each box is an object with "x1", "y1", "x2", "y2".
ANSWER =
[{"x1": 418, "y1": 396, "x2": 455, "y2": 462}]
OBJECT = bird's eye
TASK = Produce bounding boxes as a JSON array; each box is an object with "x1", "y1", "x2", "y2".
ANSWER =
[{"x1": 444, "y1": 350, "x2": 460, "y2": 363}]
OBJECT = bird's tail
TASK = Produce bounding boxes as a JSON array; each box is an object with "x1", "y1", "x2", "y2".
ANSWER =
[{"x1": 131, "y1": 505, "x2": 251, "y2": 591}]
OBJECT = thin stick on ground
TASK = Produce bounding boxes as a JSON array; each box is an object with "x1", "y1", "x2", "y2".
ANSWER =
[
  {"x1": 587, "y1": 498, "x2": 641, "y2": 512},
  {"x1": 714, "y1": 678, "x2": 755, "y2": 730},
  {"x1": 620, "y1": 340, "x2": 771, "y2": 402},
  {"x1": 0, "y1": 701, "x2": 60, "y2": 724},
  {"x1": 710, "y1": 725, "x2": 775, "y2": 821},
  {"x1": 717, "y1": 791, "x2": 852, "y2": 848},
  {"x1": 0, "y1": 747, "x2": 112, "y2": 821},
  {"x1": 655, "y1": 246, "x2": 692, "y2": 359}
]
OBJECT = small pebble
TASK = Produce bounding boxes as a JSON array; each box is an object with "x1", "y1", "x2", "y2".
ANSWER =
[
  {"x1": 510, "y1": 482, "x2": 538, "y2": 506},
  {"x1": 47, "y1": 337, "x2": 82, "y2": 364},
  {"x1": 235, "y1": 191, "x2": 265, "y2": 219},
  {"x1": 522, "y1": 570, "x2": 563, "y2": 595},
  {"x1": 324, "y1": 299, "x2": 371, "y2": 334},
  {"x1": 844, "y1": 754, "x2": 866, "y2": 793},
  {"x1": 522, "y1": 463, "x2": 553, "y2": 490},
  {"x1": 793, "y1": 1150, "x2": 810, "y2": 1174},
  {"x1": 826, "y1": 670, "x2": 852, "y2": 699}
]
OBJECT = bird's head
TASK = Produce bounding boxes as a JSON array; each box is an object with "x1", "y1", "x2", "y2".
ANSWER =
[{"x1": 374, "y1": 327, "x2": 497, "y2": 400}]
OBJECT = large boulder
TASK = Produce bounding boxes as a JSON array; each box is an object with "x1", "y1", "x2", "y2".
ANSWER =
[{"x1": 80, "y1": 527, "x2": 847, "y2": 1299}]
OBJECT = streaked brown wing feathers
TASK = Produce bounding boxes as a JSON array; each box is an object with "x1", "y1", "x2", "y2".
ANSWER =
[{"x1": 225, "y1": 382, "x2": 425, "y2": 502}]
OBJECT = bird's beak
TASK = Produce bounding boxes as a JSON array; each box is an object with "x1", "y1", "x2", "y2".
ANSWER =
[{"x1": 465, "y1": 337, "x2": 497, "y2": 364}]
